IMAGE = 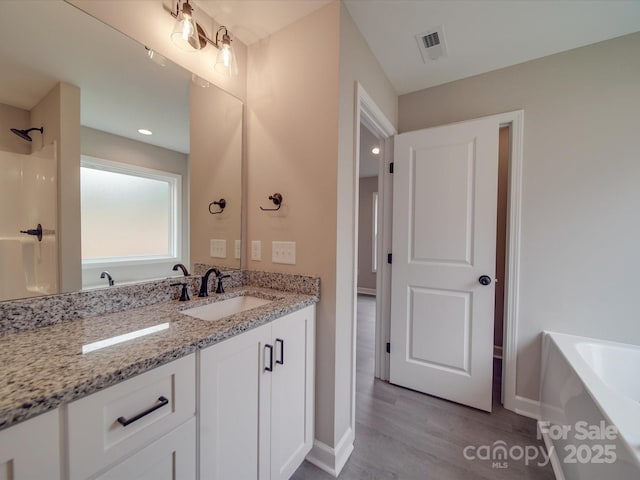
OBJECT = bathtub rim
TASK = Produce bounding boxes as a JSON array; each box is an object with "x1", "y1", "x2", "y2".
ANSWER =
[{"x1": 542, "y1": 331, "x2": 640, "y2": 467}]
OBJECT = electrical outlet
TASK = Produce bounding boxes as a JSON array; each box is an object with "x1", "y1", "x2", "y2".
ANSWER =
[
  {"x1": 251, "y1": 240, "x2": 261, "y2": 261},
  {"x1": 235, "y1": 240, "x2": 241, "y2": 259},
  {"x1": 272, "y1": 241, "x2": 296, "y2": 265},
  {"x1": 210, "y1": 239, "x2": 226, "y2": 258}
]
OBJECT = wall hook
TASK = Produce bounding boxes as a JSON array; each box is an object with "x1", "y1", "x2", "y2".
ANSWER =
[
  {"x1": 260, "y1": 193, "x2": 283, "y2": 211},
  {"x1": 208, "y1": 198, "x2": 226, "y2": 214}
]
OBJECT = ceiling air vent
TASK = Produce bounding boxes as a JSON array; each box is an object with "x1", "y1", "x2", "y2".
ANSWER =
[{"x1": 415, "y1": 26, "x2": 447, "y2": 63}]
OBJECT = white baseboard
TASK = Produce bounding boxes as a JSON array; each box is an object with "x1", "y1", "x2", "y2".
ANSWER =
[
  {"x1": 512, "y1": 395, "x2": 541, "y2": 420},
  {"x1": 305, "y1": 428, "x2": 354, "y2": 477},
  {"x1": 538, "y1": 422, "x2": 566, "y2": 480},
  {"x1": 356, "y1": 287, "x2": 376, "y2": 296}
]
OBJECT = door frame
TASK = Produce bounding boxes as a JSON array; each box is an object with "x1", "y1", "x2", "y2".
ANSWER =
[
  {"x1": 351, "y1": 91, "x2": 529, "y2": 417},
  {"x1": 351, "y1": 84, "x2": 395, "y2": 437}
]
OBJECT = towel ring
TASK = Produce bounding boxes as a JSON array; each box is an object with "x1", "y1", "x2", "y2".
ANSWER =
[{"x1": 260, "y1": 193, "x2": 283, "y2": 211}]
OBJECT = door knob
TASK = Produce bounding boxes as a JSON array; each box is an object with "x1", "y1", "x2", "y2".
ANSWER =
[{"x1": 478, "y1": 275, "x2": 492, "y2": 286}]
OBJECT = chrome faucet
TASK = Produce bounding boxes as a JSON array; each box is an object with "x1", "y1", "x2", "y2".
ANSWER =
[
  {"x1": 172, "y1": 263, "x2": 190, "y2": 276},
  {"x1": 199, "y1": 268, "x2": 221, "y2": 297},
  {"x1": 100, "y1": 271, "x2": 114, "y2": 286}
]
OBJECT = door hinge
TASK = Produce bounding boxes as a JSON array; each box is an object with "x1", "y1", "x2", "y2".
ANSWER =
[
  {"x1": 389, "y1": 162, "x2": 394, "y2": 174},
  {"x1": 387, "y1": 253, "x2": 392, "y2": 264},
  {"x1": 386, "y1": 342, "x2": 391, "y2": 354}
]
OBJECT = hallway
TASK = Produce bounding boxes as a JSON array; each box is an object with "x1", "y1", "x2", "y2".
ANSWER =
[{"x1": 292, "y1": 295, "x2": 554, "y2": 479}]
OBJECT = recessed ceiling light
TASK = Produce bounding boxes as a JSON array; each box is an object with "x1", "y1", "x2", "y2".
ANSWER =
[
  {"x1": 372, "y1": 147, "x2": 380, "y2": 155},
  {"x1": 138, "y1": 129, "x2": 153, "y2": 136}
]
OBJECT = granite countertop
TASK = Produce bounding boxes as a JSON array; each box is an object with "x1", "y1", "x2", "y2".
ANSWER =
[{"x1": 0, "y1": 287, "x2": 317, "y2": 430}]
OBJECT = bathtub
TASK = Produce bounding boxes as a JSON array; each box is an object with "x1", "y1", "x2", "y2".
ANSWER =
[{"x1": 540, "y1": 332, "x2": 640, "y2": 480}]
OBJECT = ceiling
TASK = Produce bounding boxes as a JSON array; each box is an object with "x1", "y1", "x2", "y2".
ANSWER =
[
  {"x1": 198, "y1": 0, "x2": 333, "y2": 45},
  {"x1": 3, "y1": 1, "x2": 638, "y2": 155},
  {"x1": 201, "y1": 0, "x2": 640, "y2": 95}
]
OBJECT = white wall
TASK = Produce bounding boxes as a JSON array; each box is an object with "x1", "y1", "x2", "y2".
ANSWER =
[
  {"x1": 399, "y1": 31, "x2": 640, "y2": 402},
  {"x1": 357, "y1": 177, "x2": 377, "y2": 291}
]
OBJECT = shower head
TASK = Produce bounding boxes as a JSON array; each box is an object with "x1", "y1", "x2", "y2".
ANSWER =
[{"x1": 10, "y1": 127, "x2": 44, "y2": 142}]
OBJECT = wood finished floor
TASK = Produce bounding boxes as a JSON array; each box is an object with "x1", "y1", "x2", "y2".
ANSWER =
[{"x1": 292, "y1": 295, "x2": 555, "y2": 480}]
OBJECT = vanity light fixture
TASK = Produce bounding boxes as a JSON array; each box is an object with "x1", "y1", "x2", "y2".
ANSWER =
[
  {"x1": 138, "y1": 129, "x2": 153, "y2": 136},
  {"x1": 167, "y1": 1, "x2": 238, "y2": 76}
]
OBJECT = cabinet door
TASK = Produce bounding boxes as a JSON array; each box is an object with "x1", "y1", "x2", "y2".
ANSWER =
[
  {"x1": 0, "y1": 410, "x2": 60, "y2": 480},
  {"x1": 270, "y1": 305, "x2": 316, "y2": 480},
  {"x1": 96, "y1": 418, "x2": 195, "y2": 480},
  {"x1": 200, "y1": 323, "x2": 272, "y2": 480}
]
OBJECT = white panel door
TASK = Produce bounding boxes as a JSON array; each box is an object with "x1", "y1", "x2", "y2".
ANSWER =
[{"x1": 390, "y1": 115, "x2": 499, "y2": 412}]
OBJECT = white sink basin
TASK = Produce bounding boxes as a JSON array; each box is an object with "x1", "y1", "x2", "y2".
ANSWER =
[{"x1": 179, "y1": 296, "x2": 272, "y2": 321}]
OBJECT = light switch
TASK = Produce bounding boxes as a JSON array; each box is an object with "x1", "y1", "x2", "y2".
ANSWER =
[
  {"x1": 210, "y1": 239, "x2": 226, "y2": 258},
  {"x1": 235, "y1": 240, "x2": 241, "y2": 259},
  {"x1": 272, "y1": 241, "x2": 296, "y2": 265},
  {"x1": 251, "y1": 240, "x2": 261, "y2": 261}
]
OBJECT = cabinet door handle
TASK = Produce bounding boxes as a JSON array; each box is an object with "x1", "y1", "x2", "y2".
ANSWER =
[
  {"x1": 117, "y1": 396, "x2": 169, "y2": 427},
  {"x1": 275, "y1": 338, "x2": 284, "y2": 365},
  {"x1": 265, "y1": 344, "x2": 274, "y2": 372}
]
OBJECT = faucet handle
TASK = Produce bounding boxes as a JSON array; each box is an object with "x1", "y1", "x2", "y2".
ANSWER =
[
  {"x1": 215, "y1": 274, "x2": 231, "y2": 294},
  {"x1": 170, "y1": 282, "x2": 190, "y2": 301}
]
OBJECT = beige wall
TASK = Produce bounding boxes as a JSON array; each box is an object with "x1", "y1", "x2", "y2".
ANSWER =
[
  {"x1": 357, "y1": 177, "x2": 377, "y2": 291},
  {"x1": 68, "y1": 0, "x2": 247, "y2": 102},
  {"x1": 334, "y1": 1, "x2": 397, "y2": 446},
  {"x1": 190, "y1": 84, "x2": 243, "y2": 270},
  {"x1": 0, "y1": 103, "x2": 30, "y2": 154},
  {"x1": 247, "y1": 1, "x2": 340, "y2": 447},
  {"x1": 31, "y1": 82, "x2": 81, "y2": 293},
  {"x1": 399, "y1": 31, "x2": 640, "y2": 402}
]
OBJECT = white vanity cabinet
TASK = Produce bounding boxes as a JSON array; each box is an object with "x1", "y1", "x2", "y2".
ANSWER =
[
  {"x1": 66, "y1": 354, "x2": 196, "y2": 480},
  {"x1": 199, "y1": 305, "x2": 316, "y2": 480},
  {"x1": 0, "y1": 409, "x2": 61, "y2": 480}
]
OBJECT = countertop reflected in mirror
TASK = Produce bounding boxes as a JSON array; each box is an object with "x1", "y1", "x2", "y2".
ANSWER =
[{"x1": 0, "y1": 0, "x2": 243, "y2": 302}]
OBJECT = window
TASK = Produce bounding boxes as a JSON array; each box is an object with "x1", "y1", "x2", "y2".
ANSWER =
[
  {"x1": 80, "y1": 156, "x2": 181, "y2": 265},
  {"x1": 372, "y1": 191, "x2": 379, "y2": 272}
]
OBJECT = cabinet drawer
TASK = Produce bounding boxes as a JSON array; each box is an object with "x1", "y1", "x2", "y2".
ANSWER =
[
  {"x1": 67, "y1": 354, "x2": 195, "y2": 480},
  {"x1": 95, "y1": 417, "x2": 195, "y2": 480}
]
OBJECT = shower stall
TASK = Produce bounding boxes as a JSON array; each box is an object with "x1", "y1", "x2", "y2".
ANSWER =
[{"x1": 0, "y1": 142, "x2": 58, "y2": 301}]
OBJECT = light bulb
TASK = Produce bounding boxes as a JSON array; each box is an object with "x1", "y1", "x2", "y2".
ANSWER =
[
  {"x1": 214, "y1": 29, "x2": 238, "y2": 76},
  {"x1": 171, "y1": 1, "x2": 200, "y2": 51}
]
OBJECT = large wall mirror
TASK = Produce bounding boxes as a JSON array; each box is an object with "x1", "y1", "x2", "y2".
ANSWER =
[{"x1": 0, "y1": 0, "x2": 243, "y2": 301}]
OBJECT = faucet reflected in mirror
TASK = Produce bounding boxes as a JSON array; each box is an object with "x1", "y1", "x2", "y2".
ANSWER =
[
  {"x1": 100, "y1": 271, "x2": 115, "y2": 287},
  {"x1": 172, "y1": 263, "x2": 190, "y2": 276},
  {"x1": 0, "y1": 0, "x2": 243, "y2": 302}
]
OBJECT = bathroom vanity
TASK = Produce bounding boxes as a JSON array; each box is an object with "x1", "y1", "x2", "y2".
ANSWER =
[{"x1": 0, "y1": 274, "x2": 318, "y2": 480}]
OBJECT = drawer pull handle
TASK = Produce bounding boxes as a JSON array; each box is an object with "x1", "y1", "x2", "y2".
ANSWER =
[
  {"x1": 117, "y1": 396, "x2": 169, "y2": 427},
  {"x1": 275, "y1": 338, "x2": 284, "y2": 365}
]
